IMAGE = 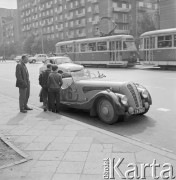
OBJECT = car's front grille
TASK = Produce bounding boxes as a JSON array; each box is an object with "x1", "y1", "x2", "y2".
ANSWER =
[{"x1": 127, "y1": 83, "x2": 139, "y2": 108}]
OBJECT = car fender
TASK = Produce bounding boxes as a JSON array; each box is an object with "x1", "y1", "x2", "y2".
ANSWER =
[{"x1": 89, "y1": 90, "x2": 125, "y2": 116}]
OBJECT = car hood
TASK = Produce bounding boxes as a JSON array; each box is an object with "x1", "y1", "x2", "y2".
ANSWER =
[
  {"x1": 58, "y1": 63, "x2": 84, "y2": 72},
  {"x1": 75, "y1": 79, "x2": 127, "y2": 92}
]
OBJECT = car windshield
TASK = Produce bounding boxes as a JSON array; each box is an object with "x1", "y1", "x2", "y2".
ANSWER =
[
  {"x1": 71, "y1": 69, "x2": 91, "y2": 81},
  {"x1": 55, "y1": 57, "x2": 72, "y2": 64}
]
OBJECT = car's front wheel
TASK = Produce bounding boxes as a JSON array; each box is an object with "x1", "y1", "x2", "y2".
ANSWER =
[
  {"x1": 97, "y1": 98, "x2": 118, "y2": 124},
  {"x1": 32, "y1": 59, "x2": 36, "y2": 63}
]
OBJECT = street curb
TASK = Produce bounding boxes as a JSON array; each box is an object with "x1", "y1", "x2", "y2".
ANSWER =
[
  {"x1": 1, "y1": 93, "x2": 176, "y2": 161},
  {"x1": 0, "y1": 135, "x2": 32, "y2": 170}
]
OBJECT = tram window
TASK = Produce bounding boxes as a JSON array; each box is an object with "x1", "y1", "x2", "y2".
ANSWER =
[
  {"x1": 81, "y1": 43, "x2": 88, "y2": 52},
  {"x1": 60, "y1": 45, "x2": 66, "y2": 53},
  {"x1": 174, "y1": 35, "x2": 176, "y2": 47},
  {"x1": 116, "y1": 41, "x2": 122, "y2": 50},
  {"x1": 123, "y1": 42, "x2": 127, "y2": 50},
  {"x1": 66, "y1": 45, "x2": 73, "y2": 53},
  {"x1": 75, "y1": 44, "x2": 80, "y2": 52},
  {"x1": 97, "y1": 41, "x2": 107, "y2": 51},
  {"x1": 157, "y1": 35, "x2": 172, "y2": 48},
  {"x1": 110, "y1": 42, "x2": 115, "y2": 50},
  {"x1": 88, "y1": 42, "x2": 96, "y2": 51}
]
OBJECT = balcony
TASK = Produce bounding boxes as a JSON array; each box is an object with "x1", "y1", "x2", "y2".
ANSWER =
[
  {"x1": 92, "y1": 20, "x2": 99, "y2": 25},
  {"x1": 76, "y1": 12, "x2": 85, "y2": 18},
  {"x1": 91, "y1": 0, "x2": 98, "y2": 3},
  {"x1": 77, "y1": 22, "x2": 86, "y2": 27},
  {"x1": 93, "y1": 9, "x2": 99, "y2": 14},
  {"x1": 68, "y1": 34, "x2": 74, "y2": 39},
  {"x1": 39, "y1": 6, "x2": 44, "y2": 11},
  {"x1": 67, "y1": 16, "x2": 73, "y2": 20},
  {"x1": 32, "y1": 0, "x2": 37, "y2": 6},
  {"x1": 77, "y1": 33, "x2": 86, "y2": 37},
  {"x1": 112, "y1": 7, "x2": 130, "y2": 13},
  {"x1": 58, "y1": 27, "x2": 63, "y2": 31}
]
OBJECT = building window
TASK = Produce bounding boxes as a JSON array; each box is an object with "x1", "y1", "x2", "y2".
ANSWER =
[
  {"x1": 87, "y1": 6, "x2": 91, "y2": 12},
  {"x1": 70, "y1": 2, "x2": 73, "y2": 8}
]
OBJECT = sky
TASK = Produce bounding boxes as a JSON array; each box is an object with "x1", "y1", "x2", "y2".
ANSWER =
[{"x1": 0, "y1": 0, "x2": 17, "y2": 9}]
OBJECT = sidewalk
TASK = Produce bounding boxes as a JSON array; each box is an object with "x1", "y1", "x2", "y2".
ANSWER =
[{"x1": 0, "y1": 94, "x2": 176, "y2": 180}]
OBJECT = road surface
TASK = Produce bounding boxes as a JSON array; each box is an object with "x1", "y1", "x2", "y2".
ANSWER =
[{"x1": 0, "y1": 61, "x2": 176, "y2": 154}]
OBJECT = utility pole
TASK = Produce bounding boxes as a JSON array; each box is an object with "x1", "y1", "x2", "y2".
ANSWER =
[
  {"x1": 157, "y1": 0, "x2": 160, "y2": 29},
  {"x1": 41, "y1": 28, "x2": 44, "y2": 54}
]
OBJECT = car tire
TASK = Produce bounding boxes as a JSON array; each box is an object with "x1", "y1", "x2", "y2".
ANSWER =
[
  {"x1": 32, "y1": 59, "x2": 36, "y2": 63},
  {"x1": 97, "y1": 97, "x2": 118, "y2": 124}
]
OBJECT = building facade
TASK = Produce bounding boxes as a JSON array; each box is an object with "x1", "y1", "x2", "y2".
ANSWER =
[
  {"x1": 160, "y1": 0, "x2": 176, "y2": 29},
  {"x1": 1, "y1": 11, "x2": 20, "y2": 45},
  {"x1": 17, "y1": 0, "x2": 132, "y2": 41},
  {"x1": 131, "y1": 0, "x2": 159, "y2": 37},
  {"x1": 17, "y1": 0, "x2": 159, "y2": 42},
  {"x1": 0, "y1": 8, "x2": 18, "y2": 45}
]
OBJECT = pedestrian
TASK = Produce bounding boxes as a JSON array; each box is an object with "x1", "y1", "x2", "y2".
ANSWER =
[
  {"x1": 39, "y1": 63, "x2": 52, "y2": 111},
  {"x1": 2, "y1": 56, "x2": 6, "y2": 62},
  {"x1": 47, "y1": 65, "x2": 63, "y2": 113},
  {"x1": 15, "y1": 55, "x2": 33, "y2": 113}
]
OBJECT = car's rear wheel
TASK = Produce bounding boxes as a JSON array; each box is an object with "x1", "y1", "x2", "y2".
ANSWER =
[
  {"x1": 32, "y1": 59, "x2": 36, "y2": 63},
  {"x1": 97, "y1": 98, "x2": 118, "y2": 124}
]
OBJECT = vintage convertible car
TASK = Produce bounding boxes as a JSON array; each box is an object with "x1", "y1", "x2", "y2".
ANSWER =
[{"x1": 59, "y1": 65, "x2": 152, "y2": 124}]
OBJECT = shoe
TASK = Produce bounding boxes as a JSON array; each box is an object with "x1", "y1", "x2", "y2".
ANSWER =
[
  {"x1": 43, "y1": 107, "x2": 47, "y2": 112},
  {"x1": 20, "y1": 110, "x2": 27, "y2": 113},
  {"x1": 24, "y1": 107, "x2": 33, "y2": 110}
]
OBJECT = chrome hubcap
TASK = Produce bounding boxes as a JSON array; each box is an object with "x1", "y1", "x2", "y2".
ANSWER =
[{"x1": 102, "y1": 107, "x2": 109, "y2": 115}]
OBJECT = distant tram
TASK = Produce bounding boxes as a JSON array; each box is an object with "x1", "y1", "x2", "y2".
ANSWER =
[
  {"x1": 55, "y1": 35, "x2": 138, "y2": 67},
  {"x1": 139, "y1": 28, "x2": 176, "y2": 68}
]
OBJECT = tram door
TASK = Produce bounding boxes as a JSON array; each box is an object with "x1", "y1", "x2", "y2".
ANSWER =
[
  {"x1": 75, "y1": 44, "x2": 80, "y2": 63},
  {"x1": 144, "y1": 37, "x2": 154, "y2": 64},
  {"x1": 109, "y1": 41, "x2": 117, "y2": 62}
]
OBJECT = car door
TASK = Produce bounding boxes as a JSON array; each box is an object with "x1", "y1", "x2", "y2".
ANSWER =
[{"x1": 61, "y1": 77, "x2": 79, "y2": 102}]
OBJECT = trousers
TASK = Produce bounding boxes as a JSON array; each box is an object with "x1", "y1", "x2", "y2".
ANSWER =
[
  {"x1": 19, "y1": 84, "x2": 30, "y2": 110},
  {"x1": 42, "y1": 87, "x2": 51, "y2": 109},
  {"x1": 48, "y1": 91, "x2": 60, "y2": 112}
]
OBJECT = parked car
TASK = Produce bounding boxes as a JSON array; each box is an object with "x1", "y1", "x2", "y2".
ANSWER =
[
  {"x1": 14, "y1": 55, "x2": 22, "y2": 63},
  {"x1": 29, "y1": 54, "x2": 48, "y2": 63},
  {"x1": 39, "y1": 56, "x2": 82, "y2": 74},
  {"x1": 57, "y1": 66, "x2": 151, "y2": 124}
]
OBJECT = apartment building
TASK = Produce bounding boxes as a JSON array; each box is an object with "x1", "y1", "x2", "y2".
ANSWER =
[
  {"x1": 0, "y1": 8, "x2": 17, "y2": 45},
  {"x1": 1, "y1": 11, "x2": 20, "y2": 45},
  {"x1": 17, "y1": 0, "x2": 132, "y2": 41},
  {"x1": 160, "y1": 0, "x2": 176, "y2": 29},
  {"x1": 17, "y1": 0, "x2": 159, "y2": 42},
  {"x1": 130, "y1": 0, "x2": 159, "y2": 37}
]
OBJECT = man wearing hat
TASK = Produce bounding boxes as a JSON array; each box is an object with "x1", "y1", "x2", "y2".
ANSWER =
[{"x1": 15, "y1": 55, "x2": 33, "y2": 113}]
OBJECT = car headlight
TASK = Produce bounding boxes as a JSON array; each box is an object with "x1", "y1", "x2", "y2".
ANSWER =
[
  {"x1": 121, "y1": 95, "x2": 128, "y2": 105},
  {"x1": 142, "y1": 89, "x2": 148, "y2": 98}
]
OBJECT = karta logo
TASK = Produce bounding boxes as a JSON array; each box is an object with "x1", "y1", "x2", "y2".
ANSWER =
[{"x1": 103, "y1": 158, "x2": 175, "y2": 179}]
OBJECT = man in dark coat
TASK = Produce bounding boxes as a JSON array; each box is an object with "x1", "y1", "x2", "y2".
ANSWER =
[
  {"x1": 16, "y1": 55, "x2": 33, "y2": 113},
  {"x1": 47, "y1": 65, "x2": 63, "y2": 113},
  {"x1": 39, "y1": 63, "x2": 52, "y2": 111}
]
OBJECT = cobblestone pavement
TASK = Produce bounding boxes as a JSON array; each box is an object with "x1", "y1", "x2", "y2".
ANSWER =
[{"x1": 0, "y1": 94, "x2": 176, "y2": 180}]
